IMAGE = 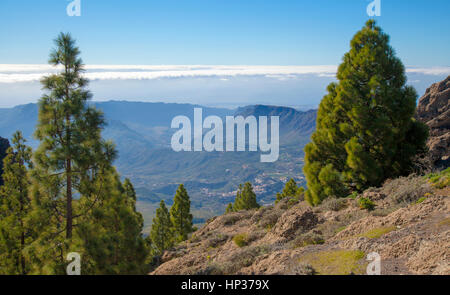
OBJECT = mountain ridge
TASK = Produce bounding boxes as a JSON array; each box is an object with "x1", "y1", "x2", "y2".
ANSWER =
[{"x1": 0, "y1": 101, "x2": 317, "y2": 229}]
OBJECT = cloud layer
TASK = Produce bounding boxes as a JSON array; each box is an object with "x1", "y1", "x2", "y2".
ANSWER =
[{"x1": 1, "y1": 64, "x2": 449, "y2": 84}]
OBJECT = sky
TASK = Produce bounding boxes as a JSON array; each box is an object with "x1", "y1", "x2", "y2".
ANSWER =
[{"x1": 0, "y1": 0, "x2": 449, "y2": 108}]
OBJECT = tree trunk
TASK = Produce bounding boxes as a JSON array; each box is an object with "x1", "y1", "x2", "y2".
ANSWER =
[{"x1": 66, "y1": 158, "x2": 72, "y2": 239}]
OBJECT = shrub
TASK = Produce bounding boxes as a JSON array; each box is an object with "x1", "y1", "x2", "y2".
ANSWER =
[
  {"x1": 358, "y1": 197, "x2": 376, "y2": 211},
  {"x1": 426, "y1": 167, "x2": 450, "y2": 189},
  {"x1": 359, "y1": 226, "x2": 396, "y2": 239},
  {"x1": 320, "y1": 197, "x2": 348, "y2": 212},
  {"x1": 292, "y1": 231, "x2": 325, "y2": 248},
  {"x1": 288, "y1": 263, "x2": 316, "y2": 275},
  {"x1": 204, "y1": 233, "x2": 229, "y2": 248},
  {"x1": 220, "y1": 245, "x2": 270, "y2": 274},
  {"x1": 348, "y1": 192, "x2": 358, "y2": 199},
  {"x1": 316, "y1": 211, "x2": 367, "y2": 239},
  {"x1": 381, "y1": 175, "x2": 432, "y2": 206},
  {"x1": 233, "y1": 233, "x2": 249, "y2": 247},
  {"x1": 258, "y1": 211, "x2": 281, "y2": 229},
  {"x1": 222, "y1": 214, "x2": 242, "y2": 226}
]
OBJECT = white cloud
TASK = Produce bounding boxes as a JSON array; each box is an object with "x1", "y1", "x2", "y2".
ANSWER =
[
  {"x1": 405, "y1": 67, "x2": 450, "y2": 76},
  {"x1": 0, "y1": 64, "x2": 448, "y2": 84},
  {"x1": 0, "y1": 64, "x2": 338, "y2": 83}
]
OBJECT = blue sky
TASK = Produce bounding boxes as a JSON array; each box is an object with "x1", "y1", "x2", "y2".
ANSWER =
[
  {"x1": 1, "y1": 0, "x2": 449, "y2": 65},
  {"x1": 0, "y1": 0, "x2": 449, "y2": 107}
]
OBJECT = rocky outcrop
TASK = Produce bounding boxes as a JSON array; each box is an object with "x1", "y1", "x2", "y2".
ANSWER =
[
  {"x1": 416, "y1": 76, "x2": 450, "y2": 169},
  {"x1": 152, "y1": 173, "x2": 449, "y2": 275},
  {"x1": 0, "y1": 136, "x2": 10, "y2": 187}
]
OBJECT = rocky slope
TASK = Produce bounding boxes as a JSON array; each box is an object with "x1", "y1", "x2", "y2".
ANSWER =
[
  {"x1": 152, "y1": 172, "x2": 449, "y2": 275},
  {"x1": 416, "y1": 75, "x2": 450, "y2": 169}
]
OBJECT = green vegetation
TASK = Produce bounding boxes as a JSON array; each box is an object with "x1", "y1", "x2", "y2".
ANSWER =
[
  {"x1": 303, "y1": 20, "x2": 428, "y2": 206},
  {"x1": 0, "y1": 132, "x2": 34, "y2": 274},
  {"x1": 358, "y1": 197, "x2": 376, "y2": 211},
  {"x1": 359, "y1": 226, "x2": 396, "y2": 239},
  {"x1": 0, "y1": 34, "x2": 147, "y2": 274},
  {"x1": 170, "y1": 184, "x2": 194, "y2": 243},
  {"x1": 148, "y1": 184, "x2": 195, "y2": 261},
  {"x1": 348, "y1": 192, "x2": 358, "y2": 199},
  {"x1": 426, "y1": 167, "x2": 450, "y2": 189},
  {"x1": 232, "y1": 233, "x2": 249, "y2": 247},
  {"x1": 298, "y1": 250, "x2": 366, "y2": 275},
  {"x1": 0, "y1": 137, "x2": 9, "y2": 187},
  {"x1": 149, "y1": 200, "x2": 174, "y2": 255},
  {"x1": 225, "y1": 203, "x2": 233, "y2": 214},
  {"x1": 292, "y1": 231, "x2": 325, "y2": 248},
  {"x1": 227, "y1": 182, "x2": 260, "y2": 212},
  {"x1": 416, "y1": 197, "x2": 427, "y2": 204}
]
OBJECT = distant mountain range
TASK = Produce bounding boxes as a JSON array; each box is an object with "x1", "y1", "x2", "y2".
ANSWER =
[{"x1": 0, "y1": 101, "x2": 317, "y2": 230}]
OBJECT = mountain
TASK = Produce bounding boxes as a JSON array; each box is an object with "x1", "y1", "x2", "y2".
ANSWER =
[
  {"x1": 416, "y1": 75, "x2": 450, "y2": 169},
  {"x1": 235, "y1": 105, "x2": 316, "y2": 137},
  {"x1": 0, "y1": 101, "x2": 317, "y2": 230}
]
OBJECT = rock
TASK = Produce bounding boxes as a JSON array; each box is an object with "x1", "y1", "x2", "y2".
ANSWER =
[
  {"x1": 416, "y1": 76, "x2": 450, "y2": 169},
  {"x1": 151, "y1": 175, "x2": 449, "y2": 275},
  {"x1": 269, "y1": 205, "x2": 318, "y2": 239}
]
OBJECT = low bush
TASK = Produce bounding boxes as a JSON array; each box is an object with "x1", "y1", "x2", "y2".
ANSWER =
[
  {"x1": 426, "y1": 167, "x2": 450, "y2": 189},
  {"x1": 320, "y1": 197, "x2": 348, "y2": 212},
  {"x1": 204, "y1": 233, "x2": 229, "y2": 248},
  {"x1": 288, "y1": 263, "x2": 316, "y2": 275},
  {"x1": 359, "y1": 226, "x2": 396, "y2": 239},
  {"x1": 381, "y1": 175, "x2": 432, "y2": 206},
  {"x1": 233, "y1": 233, "x2": 250, "y2": 247},
  {"x1": 258, "y1": 211, "x2": 281, "y2": 229},
  {"x1": 358, "y1": 197, "x2": 376, "y2": 211},
  {"x1": 291, "y1": 231, "x2": 325, "y2": 248}
]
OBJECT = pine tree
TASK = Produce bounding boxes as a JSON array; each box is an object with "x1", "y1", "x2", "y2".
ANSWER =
[
  {"x1": 0, "y1": 137, "x2": 10, "y2": 187},
  {"x1": 303, "y1": 20, "x2": 428, "y2": 206},
  {"x1": 31, "y1": 32, "x2": 117, "y2": 273},
  {"x1": 150, "y1": 200, "x2": 173, "y2": 255},
  {"x1": 170, "y1": 184, "x2": 193, "y2": 243},
  {"x1": 0, "y1": 131, "x2": 34, "y2": 274},
  {"x1": 233, "y1": 182, "x2": 260, "y2": 211},
  {"x1": 276, "y1": 178, "x2": 304, "y2": 203},
  {"x1": 225, "y1": 203, "x2": 233, "y2": 214}
]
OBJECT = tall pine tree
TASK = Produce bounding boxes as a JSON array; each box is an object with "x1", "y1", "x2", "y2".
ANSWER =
[
  {"x1": 0, "y1": 131, "x2": 34, "y2": 274},
  {"x1": 31, "y1": 32, "x2": 117, "y2": 273},
  {"x1": 303, "y1": 20, "x2": 428, "y2": 205},
  {"x1": 170, "y1": 184, "x2": 193, "y2": 243}
]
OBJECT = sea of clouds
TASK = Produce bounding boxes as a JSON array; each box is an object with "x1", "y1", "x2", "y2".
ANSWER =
[{"x1": 0, "y1": 65, "x2": 448, "y2": 108}]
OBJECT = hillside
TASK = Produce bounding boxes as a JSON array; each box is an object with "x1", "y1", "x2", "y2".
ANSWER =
[
  {"x1": 152, "y1": 171, "x2": 449, "y2": 275},
  {"x1": 151, "y1": 76, "x2": 450, "y2": 275}
]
